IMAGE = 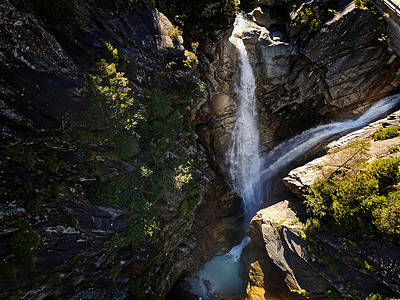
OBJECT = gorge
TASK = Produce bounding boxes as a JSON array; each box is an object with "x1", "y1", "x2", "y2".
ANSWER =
[{"x1": 1, "y1": 0, "x2": 400, "y2": 299}]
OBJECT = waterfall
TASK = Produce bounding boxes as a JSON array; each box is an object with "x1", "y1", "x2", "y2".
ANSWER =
[
  {"x1": 185, "y1": 13, "x2": 259, "y2": 299},
  {"x1": 184, "y1": 11, "x2": 400, "y2": 300},
  {"x1": 227, "y1": 13, "x2": 263, "y2": 220}
]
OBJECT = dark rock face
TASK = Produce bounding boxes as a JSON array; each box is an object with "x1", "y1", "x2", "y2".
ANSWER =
[
  {"x1": 254, "y1": 3, "x2": 400, "y2": 151},
  {"x1": 0, "y1": 0, "x2": 243, "y2": 299}
]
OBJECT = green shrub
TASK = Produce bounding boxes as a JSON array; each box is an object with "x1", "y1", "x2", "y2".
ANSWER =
[
  {"x1": 389, "y1": 145, "x2": 400, "y2": 154},
  {"x1": 22, "y1": 190, "x2": 42, "y2": 212},
  {"x1": 9, "y1": 221, "x2": 40, "y2": 269},
  {"x1": 305, "y1": 157, "x2": 400, "y2": 236},
  {"x1": 85, "y1": 44, "x2": 144, "y2": 143},
  {"x1": 221, "y1": 0, "x2": 239, "y2": 25},
  {"x1": 354, "y1": 0, "x2": 369, "y2": 8},
  {"x1": 169, "y1": 25, "x2": 182, "y2": 42},
  {"x1": 354, "y1": 0, "x2": 385, "y2": 20},
  {"x1": 101, "y1": 41, "x2": 119, "y2": 64},
  {"x1": 366, "y1": 294, "x2": 400, "y2": 300},
  {"x1": 108, "y1": 262, "x2": 122, "y2": 279},
  {"x1": 82, "y1": 44, "x2": 200, "y2": 253},
  {"x1": 373, "y1": 126, "x2": 400, "y2": 140},
  {"x1": 6, "y1": 145, "x2": 37, "y2": 169},
  {"x1": 155, "y1": 0, "x2": 238, "y2": 36}
]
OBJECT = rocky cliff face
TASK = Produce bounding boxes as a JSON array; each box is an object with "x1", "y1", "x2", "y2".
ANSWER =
[
  {"x1": 2, "y1": 0, "x2": 400, "y2": 298},
  {"x1": 199, "y1": 0, "x2": 400, "y2": 162},
  {"x1": 243, "y1": 111, "x2": 400, "y2": 299},
  {"x1": 0, "y1": 1, "x2": 243, "y2": 298}
]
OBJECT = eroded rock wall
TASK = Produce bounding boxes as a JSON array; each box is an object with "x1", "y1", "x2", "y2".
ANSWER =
[
  {"x1": 199, "y1": 0, "x2": 400, "y2": 162},
  {"x1": 0, "y1": 0, "x2": 243, "y2": 298}
]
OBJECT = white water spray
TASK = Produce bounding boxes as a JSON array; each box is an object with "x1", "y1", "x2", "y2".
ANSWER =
[
  {"x1": 227, "y1": 14, "x2": 263, "y2": 220},
  {"x1": 186, "y1": 14, "x2": 260, "y2": 299}
]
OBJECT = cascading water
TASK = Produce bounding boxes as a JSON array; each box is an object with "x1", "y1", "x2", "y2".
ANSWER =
[
  {"x1": 185, "y1": 12, "x2": 400, "y2": 300},
  {"x1": 227, "y1": 14, "x2": 263, "y2": 221},
  {"x1": 186, "y1": 13, "x2": 262, "y2": 299},
  {"x1": 260, "y1": 94, "x2": 400, "y2": 195}
]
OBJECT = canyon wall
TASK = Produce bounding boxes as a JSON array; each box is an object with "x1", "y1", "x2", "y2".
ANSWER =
[{"x1": 1, "y1": 0, "x2": 400, "y2": 298}]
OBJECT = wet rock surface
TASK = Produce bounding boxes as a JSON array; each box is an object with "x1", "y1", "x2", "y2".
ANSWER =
[{"x1": 2, "y1": 0, "x2": 400, "y2": 298}]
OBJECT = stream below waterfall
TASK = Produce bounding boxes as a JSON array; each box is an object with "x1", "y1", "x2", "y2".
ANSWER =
[{"x1": 185, "y1": 13, "x2": 400, "y2": 300}]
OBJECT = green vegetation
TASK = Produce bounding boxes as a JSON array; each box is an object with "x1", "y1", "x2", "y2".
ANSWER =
[
  {"x1": 366, "y1": 294, "x2": 400, "y2": 300},
  {"x1": 169, "y1": 25, "x2": 182, "y2": 42},
  {"x1": 9, "y1": 220, "x2": 40, "y2": 269},
  {"x1": 21, "y1": 190, "x2": 42, "y2": 212},
  {"x1": 354, "y1": 0, "x2": 385, "y2": 20},
  {"x1": 389, "y1": 145, "x2": 400, "y2": 154},
  {"x1": 305, "y1": 156, "x2": 400, "y2": 237},
  {"x1": 307, "y1": 236, "x2": 341, "y2": 273},
  {"x1": 6, "y1": 145, "x2": 37, "y2": 169},
  {"x1": 290, "y1": 288, "x2": 308, "y2": 297},
  {"x1": 154, "y1": 0, "x2": 238, "y2": 35},
  {"x1": 108, "y1": 262, "x2": 122, "y2": 279},
  {"x1": 82, "y1": 43, "x2": 202, "y2": 252},
  {"x1": 273, "y1": 218, "x2": 287, "y2": 233},
  {"x1": 355, "y1": 255, "x2": 374, "y2": 271},
  {"x1": 292, "y1": 0, "x2": 339, "y2": 34},
  {"x1": 325, "y1": 289, "x2": 341, "y2": 299},
  {"x1": 373, "y1": 126, "x2": 400, "y2": 140}
]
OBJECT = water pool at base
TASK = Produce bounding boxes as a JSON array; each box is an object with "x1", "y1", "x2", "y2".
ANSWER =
[{"x1": 186, "y1": 237, "x2": 250, "y2": 299}]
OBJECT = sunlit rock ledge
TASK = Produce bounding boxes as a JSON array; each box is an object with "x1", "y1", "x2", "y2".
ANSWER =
[{"x1": 243, "y1": 109, "x2": 400, "y2": 299}]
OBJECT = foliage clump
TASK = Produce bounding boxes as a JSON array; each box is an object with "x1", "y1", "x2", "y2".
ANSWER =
[
  {"x1": 9, "y1": 220, "x2": 40, "y2": 269},
  {"x1": 305, "y1": 157, "x2": 400, "y2": 237},
  {"x1": 353, "y1": 0, "x2": 385, "y2": 20},
  {"x1": 291, "y1": 0, "x2": 339, "y2": 34},
  {"x1": 169, "y1": 25, "x2": 182, "y2": 42},
  {"x1": 83, "y1": 43, "x2": 202, "y2": 252},
  {"x1": 373, "y1": 126, "x2": 400, "y2": 140},
  {"x1": 366, "y1": 293, "x2": 400, "y2": 300}
]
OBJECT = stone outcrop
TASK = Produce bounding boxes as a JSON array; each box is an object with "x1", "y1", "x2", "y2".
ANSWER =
[
  {"x1": 243, "y1": 201, "x2": 334, "y2": 299},
  {"x1": 244, "y1": 111, "x2": 400, "y2": 299},
  {"x1": 283, "y1": 110, "x2": 400, "y2": 196},
  {"x1": 255, "y1": 2, "x2": 400, "y2": 152}
]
